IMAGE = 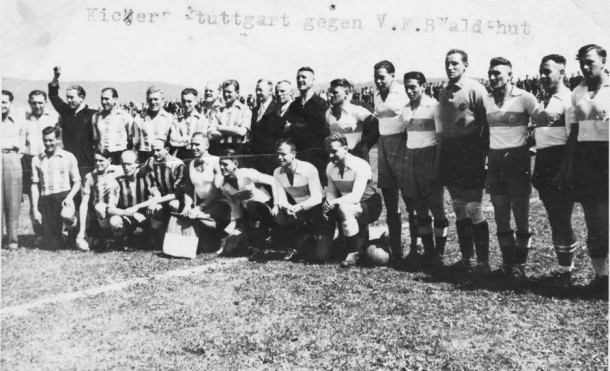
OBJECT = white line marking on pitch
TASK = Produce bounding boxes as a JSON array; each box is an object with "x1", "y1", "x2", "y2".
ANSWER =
[{"x1": 1, "y1": 258, "x2": 246, "y2": 318}]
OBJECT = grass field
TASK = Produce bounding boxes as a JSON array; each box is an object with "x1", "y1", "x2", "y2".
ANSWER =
[{"x1": 1, "y1": 150, "x2": 608, "y2": 370}]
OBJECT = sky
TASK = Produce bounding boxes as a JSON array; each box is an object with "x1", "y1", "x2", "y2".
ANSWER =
[{"x1": 1, "y1": 0, "x2": 610, "y2": 95}]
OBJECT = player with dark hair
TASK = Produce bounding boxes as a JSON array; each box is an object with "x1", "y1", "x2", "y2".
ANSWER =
[
  {"x1": 219, "y1": 148, "x2": 281, "y2": 260},
  {"x1": 323, "y1": 133, "x2": 382, "y2": 267},
  {"x1": 326, "y1": 78, "x2": 375, "y2": 160},
  {"x1": 169, "y1": 88, "x2": 208, "y2": 160},
  {"x1": 48, "y1": 66, "x2": 97, "y2": 178},
  {"x1": 373, "y1": 60, "x2": 420, "y2": 260},
  {"x1": 565, "y1": 44, "x2": 609, "y2": 291},
  {"x1": 209, "y1": 80, "x2": 252, "y2": 155},
  {"x1": 93, "y1": 87, "x2": 133, "y2": 164},
  {"x1": 31, "y1": 126, "x2": 81, "y2": 249},
  {"x1": 76, "y1": 149, "x2": 121, "y2": 250},
  {"x1": 284, "y1": 66, "x2": 330, "y2": 185},
  {"x1": 531, "y1": 54, "x2": 578, "y2": 283},
  {"x1": 484, "y1": 57, "x2": 537, "y2": 279},
  {"x1": 401, "y1": 72, "x2": 449, "y2": 265},
  {"x1": 434, "y1": 49, "x2": 490, "y2": 273}
]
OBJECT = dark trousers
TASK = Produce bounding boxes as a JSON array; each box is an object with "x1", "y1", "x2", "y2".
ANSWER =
[
  {"x1": 539, "y1": 190, "x2": 575, "y2": 246},
  {"x1": 2, "y1": 151, "x2": 22, "y2": 246},
  {"x1": 39, "y1": 191, "x2": 70, "y2": 245}
]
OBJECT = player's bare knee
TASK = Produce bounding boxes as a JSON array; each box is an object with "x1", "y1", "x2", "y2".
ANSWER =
[{"x1": 466, "y1": 202, "x2": 485, "y2": 224}]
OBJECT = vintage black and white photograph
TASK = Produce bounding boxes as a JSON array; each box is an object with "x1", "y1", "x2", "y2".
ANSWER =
[{"x1": 1, "y1": 0, "x2": 609, "y2": 369}]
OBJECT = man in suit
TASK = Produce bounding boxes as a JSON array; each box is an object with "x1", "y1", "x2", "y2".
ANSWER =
[{"x1": 248, "y1": 79, "x2": 283, "y2": 175}]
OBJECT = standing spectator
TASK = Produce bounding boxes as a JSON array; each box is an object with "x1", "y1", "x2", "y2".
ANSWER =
[
  {"x1": 202, "y1": 81, "x2": 223, "y2": 121},
  {"x1": 1, "y1": 90, "x2": 25, "y2": 250},
  {"x1": 284, "y1": 67, "x2": 330, "y2": 185},
  {"x1": 249, "y1": 79, "x2": 283, "y2": 175},
  {"x1": 133, "y1": 86, "x2": 173, "y2": 163},
  {"x1": 275, "y1": 80, "x2": 293, "y2": 118},
  {"x1": 569, "y1": 71, "x2": 584, "y2": 90},
  {"x1": 523, "y1": 75, "x2": 533, "y2": 92},
  {"x1": 208, "y1": 80, "x2": 252, "y2": 155},
  {"x1": 48, "y1": 66, "x2": 96, "y2": 178},
  {"x1": 92, "y1": 87, "x2": 133, "y2": 164}
]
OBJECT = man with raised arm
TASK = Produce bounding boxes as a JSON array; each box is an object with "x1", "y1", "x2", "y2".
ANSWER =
[{"x1": 48, "y1": 66, "x2": 96, "y2": 178}]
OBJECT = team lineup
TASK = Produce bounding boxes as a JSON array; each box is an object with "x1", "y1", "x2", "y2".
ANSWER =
[{"x1": 1, "y1": 45, "x2": 608, "y2": 291}]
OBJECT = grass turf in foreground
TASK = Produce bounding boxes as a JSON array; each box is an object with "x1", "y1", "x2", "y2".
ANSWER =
[{"x1": 1, "y1": 260, "x2": 607, "y2": 371}]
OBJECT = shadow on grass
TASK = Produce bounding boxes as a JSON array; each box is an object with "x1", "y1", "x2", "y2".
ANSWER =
[{"x1": 389, "y1": 257, "x2": 608, "y2": 301}]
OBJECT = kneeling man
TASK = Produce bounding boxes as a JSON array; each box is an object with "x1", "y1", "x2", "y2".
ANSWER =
[{"x1": 323, "y1": 133, "x2": 383, "y2": 267}]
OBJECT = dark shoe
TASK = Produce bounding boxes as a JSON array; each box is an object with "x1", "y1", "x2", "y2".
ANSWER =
[
  {"x1": 474, "y1": 262, "x2": 491, "y2": 276},
  {"x1": 341, "y1": 252, "x2": 359, "y2": 268},
  {"x1": 428, "y1": 253, "x2": 445, "y2": 268},
  {"x1": 248, "y1": 248, "x2": 263, "y2": 261},
  {"x1": 550, "y1": 270, "x2": 573, "y2": 286},
  {"x1": 489, "y1": 265, "x2": 512, "y2": 280},
  {"x1": 462, "y1": 258, "x2": 476, "y2": 273},
  {"x1": 510, "y1": 264, "x2": 527, "y2": 281}
]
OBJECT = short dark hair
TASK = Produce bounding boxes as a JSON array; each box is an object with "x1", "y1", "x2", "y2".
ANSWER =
[
  {"x1": 181, "y1": 88, "x2": 198, "y2": 97},
  {"x1": 275, "y1": 138, "x2": 297, "y2": 152},
  {"x1": 220, "y1": 148, "x2": 240, "y2": 165},
  {"x1": 576, "y1": 44, "x2": 607, "y2": 60},
  {"x1": 42, "y1": 126, "x2": 61, "y2": 138},
  {"x1": 256, "y1": 79, "x2": 274, "y2": 90},
  {"x1": 329, "y1": 78, "x2": 353, "y2": 93},
  {"x1": 403, "y1": 71, "x2": 426, "y2": 86},
  {"x1": 446, "y1": 49, "x2": 468, "y2": 63},
  {"x1": 222, "y1": 80, "x2": 240, "y2": 92},
  {"x1": 374, "y1": 60, "x2": 395, "y2": 74},
  {"x1": 541, "y1": 54, "x2": 567, "y2": 66},
  {"x1": 324, "y1": 133, "x2": 348, "y2": 148},
  {"x1": 2, "y1": 90, "x2": 14, "y2": 102},
  {"x1": 102, "y1": 87, "x2": 118, "y2": 99},
  {"x1": 67, "y1": 85, "x2": 86, "y2": 98},
  {"x1": 94, "y1": 148, "x2": 112, "y2": 159},
  {"x1": 28, "y1": 90, "x2": 47, "y2": 101},
  {"x1": 297, "y1": 66, "x2": 315, "y2": 75},
  {"x1": 489, "y1": 57, "x2": 512, "y2": 69}
]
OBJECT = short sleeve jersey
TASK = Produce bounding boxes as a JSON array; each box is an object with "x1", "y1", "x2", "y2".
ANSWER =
[
  {"x1": 374, "y1": 81, "x2": 409, "y2": 136},
  {"x1": 82, "y1": 168, "x2": 121, "y2": 204},
  {"x1": 326, "y1": 103, "x2": 372, "y2": 148},
  {"x1": 133, "y1": 110, "x2": 173, "y2": 152},
  {"x1": 531, "y1": 87, "x2": 572, "y2": 149},
  {"x1": 169, "y1": 112, "x2": 209, "y2": 147},
  {"x1": 402, "y1": 95, "x2": 439, "y2": 149},
  {"x1": 569, "y1": 82, "x2": 610, "y2": 142},
  {"x1": 211, "y1": 101, "x2": 252, "y2": 144},
  {"x1": 484, "y1": 86, "x2": 537, "y2": 149},
  {"x1": 144, "y1": 154, "x2": 185, "y2": 196},
  {"x1": 92, "y1": 108, "x2": 134, "y2": 152},
  {"x1": 31, "y1": 149, "x2": 81, "y2": 196}
]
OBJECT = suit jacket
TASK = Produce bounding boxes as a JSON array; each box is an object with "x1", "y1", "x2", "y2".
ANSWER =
[{"x1": 249, "y1": 99, "x2": 285, "y2": 155}]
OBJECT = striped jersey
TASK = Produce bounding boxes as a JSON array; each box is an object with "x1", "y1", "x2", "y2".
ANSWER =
[
  {"x1": 326, "y1": 154, "x2": 376, "y2": 202},
  {"x1": 484, "y1": 86, "x2": 537, "y2": 149},
  {"x1": 168, "y1": 111, "x2": 210, "y2": 147},
  {"x1": 402, "y1": 95, "x2": 439, "y2": 149},
  {"x1": 144, "y1": 154, "x2": 185, "y2": 197},
  {"x1": 24, "y1": 111, "x2": 59, "y2": 156},
  {"x1": 569, "y1": 82, "x2": 610, "y2": 142},
  {"x1": 82, "y1": 168, "x2": 121, "y2": 204},
  {"x1": 114, "y1": 168, "x2": 150, "y2": 208},
  {"x1": 210, "y1": 101, "x2": 252, "y2": 144},
  {"x1": 133, "y1": 110, "x2": 173, "y2": 151},
  {"x1": 375, "y1": 81, "x2": 409, "y2": 136},
  {"x1": 92, "y1": 108, "x2": 134, "y2": 152},
  {"x1": 531, "y1": 87, "x2": 571, "y2": 149},
  {"x1": 31, "y1": 149, "x2": 81, "y2": 196},
  {"x1": 273, "y1": 159, "x2": 323, "y2": 208}
]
